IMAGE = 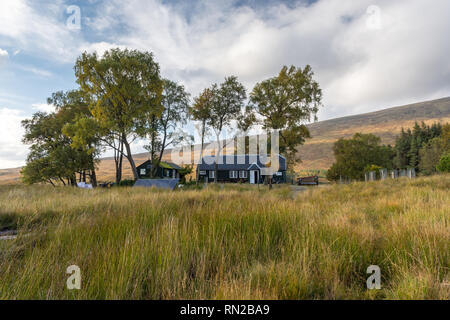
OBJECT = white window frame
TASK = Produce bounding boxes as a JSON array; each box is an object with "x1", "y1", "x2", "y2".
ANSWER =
[
  {"x1": 229, "y1": 170, "x2": 238, "y2": 178},
  {"x1": 140, "y1": 168, "x2": 146, "y2": 175},
  {"x1": 209, "y1": 170, "x2": 215, "y2": 179},
  {"x1": 199, "y1": 170, "x2": 206, "y2": 176},
  {"x1": 239, "y1": 170, "x2": 247, "y2": 178}
]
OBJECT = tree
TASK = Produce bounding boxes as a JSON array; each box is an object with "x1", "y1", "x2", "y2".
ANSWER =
[
  {"x1": 50, "y1": 90, "x2": 101, "y2": 186},
  {"x1": 189, "y1": 88, "x2": 214, "y2": 182},
  {"x1": 207, "y1": 76, "x2": 247, "y2": 183},
  {"x1": 326, "y1": 133, "x2": 394, "y2": 181},
  {"x1": 21, "y1": 93, "x2": 97, "y2": 187},
  {"x1": 440, "y1": 124, "x2": 450, "y2": 153},
  {"x1": 249, "y1": 65, "x2": 322, "y2": 166},
  {"x1": 178, "y1": 164, "x2": 193, "y2": 184},
  {"x1": 437, "y1": 153, "x2": 450, "y2": 173},
  {"x1": 419, "y1": 137, "x2": 443, "y2": 175},
  {"x1": 142, "y1": 79, "x2": 190, "y2": 178},
  {"x1": 75, "y1": 48, "x2": 163, "y2": 180},
  {"x1": 394, "y1": 121, "x2": 443, "y2": 171}
]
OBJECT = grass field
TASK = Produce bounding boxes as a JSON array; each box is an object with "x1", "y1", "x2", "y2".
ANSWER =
[{"x1": 0, "y1": 175, "x2": 448, "y2": 299}]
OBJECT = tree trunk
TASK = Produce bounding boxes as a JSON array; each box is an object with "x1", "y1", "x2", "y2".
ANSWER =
[
  {"x1": 59, "y1": 177, "x2": 66, "y2": 186},
  {"x1": 123, "y1": 135, "x2": 139, "y2": 181},
  {"x1": 154, "y1": 129, "x2": 168, "y2": 178},
  {"x1": 90, "y1": 169, "x2": 97, "y2": 187},
  {"x1": 114, "y1": 140, "x2": 124, "y2": 184},
  {"x1": 196, "y1": 121, "x2": 206, "y2": 185},
  {"x1": 214, "y1": 132, "x2": 221, "y2": 183},
  {"x1": 70, "y1": 175, "x2": 77, "y2": 187}
]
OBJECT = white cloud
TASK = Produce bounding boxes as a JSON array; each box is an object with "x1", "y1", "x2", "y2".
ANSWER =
[
  {"x1": 0, "y1": 48, "x2": 8, "y2": 58},
  {"x1": 84, "y1": 0, "x2": 450, "y2": 120},
  {"x1": 1, "y1": 0, "x2": 450, "y2": 169},
  {"x1": 0, "y1": 0, "x2": 85, "y2": 63},
  {"x1": 32, "y1": 103, "x2": 55, "y2": 113},
  {"x1": 18, "y1": 65, "x2": 53, "y2": 77},
  {"x1": 0, "y1": 108, "x2": 28, "y2": 169},
  {"x1": 79, "y1": 41, "x2": 126, "y2": 57},
  {"x1": 0, "y1": 48, "x2": 8, "y2": 66}
]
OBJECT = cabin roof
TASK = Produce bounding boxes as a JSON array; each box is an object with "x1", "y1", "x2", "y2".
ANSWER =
[
  {"x1": 197, "y1": 154, "x2": 286, "y2": 171},
  {"x1": 136, "y1": 160, "x2": 181, "y2": 170}
]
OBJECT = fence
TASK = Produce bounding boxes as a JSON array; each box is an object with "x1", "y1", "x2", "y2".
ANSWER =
[{"x1": 364, "y1": 168, "x2": 416, "y2": 182}]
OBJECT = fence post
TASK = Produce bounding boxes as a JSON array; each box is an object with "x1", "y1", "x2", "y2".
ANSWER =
[
  {"x1": 380, "y1": 168, "x2": 387, "y2": 180},
  {"x1": 407, "y1": 168, "x2": 416, "y2": 179}
]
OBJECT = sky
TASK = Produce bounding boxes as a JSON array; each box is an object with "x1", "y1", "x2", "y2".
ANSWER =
[{"x1": 0, "y1": 0, "x2": 449, "y2": 169}]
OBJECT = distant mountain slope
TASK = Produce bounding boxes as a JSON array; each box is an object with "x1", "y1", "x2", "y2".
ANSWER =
[
  {"x1": 1, "y1": 97, "x2": 449, "y2": 184},
  {"x1": 296, "y1": 97, "x2": 450, "y2": 170}
]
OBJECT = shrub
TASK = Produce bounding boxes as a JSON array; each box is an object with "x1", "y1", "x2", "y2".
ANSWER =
[
  {"x1": 437, "y1": 153, "x2": 450, "y2": 172},
  {"x1": 117, "y1": 179, "x2": 135, "y2": 187}
]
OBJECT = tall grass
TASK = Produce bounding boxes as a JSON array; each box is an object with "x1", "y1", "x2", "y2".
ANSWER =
[{"x1": 0, "y1": 175, "x2": 448, "y2": 299}]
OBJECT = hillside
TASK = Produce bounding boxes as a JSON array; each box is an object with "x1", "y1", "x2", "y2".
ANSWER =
[
  {"x1": 1, "y1": 97, "x2": 450, "y2": 184},
  {"x1": 295, "y1": 97, "x2": 450, "y2": 170}
]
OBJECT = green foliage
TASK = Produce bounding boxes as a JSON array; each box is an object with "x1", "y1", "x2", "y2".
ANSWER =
[
  {"x1": 117, "y1": 179, "x2": 135, "y2": 187},
  {"x1": 204, "y1": 76, "x2": 247, "y2": 182},
  {"x1": 419, "y1": 138, "x2": 443, "y2": 175},
  {"x1": 178, "y1": 164, "x2": 193, "y2": 184},
  {"x1": 364, "y1": 164, "x2": 383, "y2": 173},
  {"x1": 439, "y1": 123, "x2": 450, "y2": 153},
  {"x1": 249, "y1": 65, "x2": 322, "y2": 165},
  {"x1": 143, "y1": 79, "x2": 191, "y2": 177},
  {"x1": 394, "y1": 121, "x2": 443, "y2": 171},
  {"x1": 208, "y1": 76, "x2": 247, "y2": 134},
  {"x1": 189, "y1": 88, "x2": 214, "y2": 180},
  {"x1": 21, "y1": 91, "x2": 99, "y2": 186},
  {"x1": 437, "y1": 153, "x2": 450, "y2": 172},
  {"x1": 327, "y1": 133, "x2": 394, "y2": 181},
  {"x1": 75, "y1": 48, "x2": 163, "y2": 180}
]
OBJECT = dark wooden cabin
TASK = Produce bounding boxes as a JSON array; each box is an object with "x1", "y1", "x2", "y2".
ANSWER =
[
  {"x1": 196, "y1": 154, "x2": 287, "y2": 184},
  {"x1": 136, "y1": 160, "x2": 181, "y2": 179}
]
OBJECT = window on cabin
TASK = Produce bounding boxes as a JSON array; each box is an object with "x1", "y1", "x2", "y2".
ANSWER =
[
  {"x1": 239, "y1": 170, "x2": 247, "y2": 178},
  {"x1": 229, "y1": 170, "x2": 238, "y2": 178},
  {"x1": 209, "y1": 171, "x2": 215, "y2": 179},
  {"x1": 140, "y1": 169, "x2": 146, "y2": 175}
]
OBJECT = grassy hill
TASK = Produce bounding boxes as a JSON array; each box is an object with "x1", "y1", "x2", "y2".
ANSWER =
[
  {"x1": 1, "y1": 97, "x2": 449, "y2": 184},
  {"x1": 296, "y1": 97, "x2": 450, "y2": 171}
]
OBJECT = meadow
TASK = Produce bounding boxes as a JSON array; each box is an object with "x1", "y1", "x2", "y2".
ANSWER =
[{"x1": 0, "y1": 175, "x2": 448, "y2": 299}]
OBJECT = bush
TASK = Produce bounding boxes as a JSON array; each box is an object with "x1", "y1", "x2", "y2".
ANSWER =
[
  {"x1": 117, "y1": 179, "x2": 135, "y2": 187},
  {"x1": 437, "y1": 153, "x2": 450, "y2": 173}
]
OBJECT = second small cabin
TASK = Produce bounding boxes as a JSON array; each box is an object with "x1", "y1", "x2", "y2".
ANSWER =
[{"x1": 136, "y1": 160, "x2": 181, "y2": 179}]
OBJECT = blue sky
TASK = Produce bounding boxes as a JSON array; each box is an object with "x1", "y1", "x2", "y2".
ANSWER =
[{"x1": 1, "y1": 0, "x2": 450, "y2": 168}]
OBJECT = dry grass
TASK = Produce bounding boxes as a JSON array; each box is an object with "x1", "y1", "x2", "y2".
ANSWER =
[{"x1": 0, "y1": 175, "x2": 448, "y2": 299}]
